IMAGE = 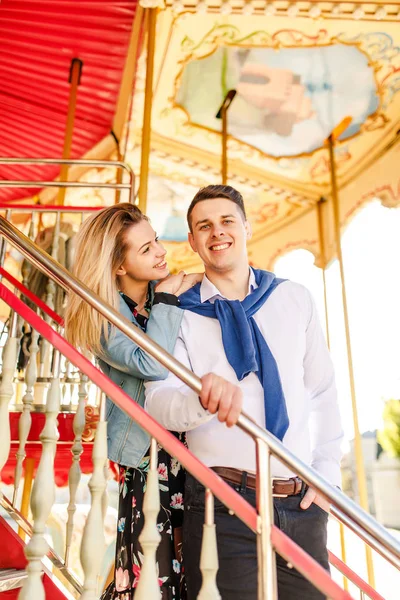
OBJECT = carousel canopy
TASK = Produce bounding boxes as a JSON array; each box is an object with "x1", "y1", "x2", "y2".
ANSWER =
[
  {"x1": 124, "y1": 3, "x2": 400, "y2": 271},
  {"x1": 1, "y1": 1, "x2": 400, "y2": 271},
  {"x1": 0, "y1": 0, "x2": 140, "y2": 202}
]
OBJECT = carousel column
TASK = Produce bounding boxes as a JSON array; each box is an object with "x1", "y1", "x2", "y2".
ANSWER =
[
  {"x1": 138, "y1": 3, "x2": 158, "y2": 214},
  {"x1": 80, "y1": 388, "x2": 108, "y2": 600},
  {"x1": 56, "y1": 58, "x2": 83, "y2": 207},
  {"x1": 327, "y1": 122, "x2": 375, "y2": 587},
  {"x1": 40, "y1": 212, "x2": 61, "y2": 379},
  {"x1": 19, "y1": 345, "x2": 61, "y2": 600},
  {"x1": 316, "y1": 197, "x2": 348, "y2": 591},
  {"x1": 112, "y1": 4, "x2": 144, "y2": 204}
]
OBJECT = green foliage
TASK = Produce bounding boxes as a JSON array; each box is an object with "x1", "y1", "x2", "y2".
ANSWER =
[{"x1": 378, "y1": 400, "x2": 400, "y2": 459}]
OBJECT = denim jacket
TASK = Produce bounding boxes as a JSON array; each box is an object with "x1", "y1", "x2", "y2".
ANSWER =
[{"x1": 98, "y1": 286, "x2": 183, "y2": 467}]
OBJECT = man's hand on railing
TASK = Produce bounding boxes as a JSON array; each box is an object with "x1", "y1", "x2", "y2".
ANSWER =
[
  {"x1": 300, "y1": 487, "x2": 330, "y2": 513},
  {"x1": 200, "y1": 373, "x2": 243, "y2": 428}
]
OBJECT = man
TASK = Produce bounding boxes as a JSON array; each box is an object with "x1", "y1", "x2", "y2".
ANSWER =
[{"x1": 145, "y1": 185, "x2": 343, "y2": 599}]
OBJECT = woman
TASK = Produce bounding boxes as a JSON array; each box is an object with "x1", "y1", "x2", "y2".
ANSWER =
[{"x1": 65, "y1": 203, "x2": 199, "y2": 599}]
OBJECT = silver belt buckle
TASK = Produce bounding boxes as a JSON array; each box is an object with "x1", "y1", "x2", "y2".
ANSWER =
[{"x1": 272, "y1": 476, "x2": 292, "y2": 498}]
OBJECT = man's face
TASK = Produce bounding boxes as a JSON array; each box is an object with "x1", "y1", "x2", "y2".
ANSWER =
[{"x1": 188, "y1": 198, "x2": 251, "y2": 273}]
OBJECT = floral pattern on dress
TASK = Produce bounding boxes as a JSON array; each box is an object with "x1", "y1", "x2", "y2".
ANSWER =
[{"x1": 101, "y1": 434, "x2": 187, "y2": 600}]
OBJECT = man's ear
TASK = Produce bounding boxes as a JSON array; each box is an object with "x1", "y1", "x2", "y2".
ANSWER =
[
  {"x1": 188, "y1": 231, "x2": 198, "y2": 253},
  {"x1": 245, "y1": 220, "x2": 252, "y2": 241}
]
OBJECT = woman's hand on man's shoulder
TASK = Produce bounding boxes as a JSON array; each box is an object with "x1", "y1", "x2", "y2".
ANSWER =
[{"x1": 155, "y1": 272, "x2": 203, "y2": 296}]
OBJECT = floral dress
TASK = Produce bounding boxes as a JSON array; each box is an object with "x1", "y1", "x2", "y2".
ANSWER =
[{"x1": 101, "y1": 294, "x2": 186, "y2": 600}]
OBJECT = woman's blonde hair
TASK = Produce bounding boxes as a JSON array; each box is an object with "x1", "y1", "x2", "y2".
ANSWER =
[{"x1": 64, "y1": 203, "x2": 147, "y2": 355}]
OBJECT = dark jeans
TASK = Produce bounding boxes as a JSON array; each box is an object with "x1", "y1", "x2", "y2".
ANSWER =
[{"x1": 183, "y1": 474, "x2": 329, "y2": 600}]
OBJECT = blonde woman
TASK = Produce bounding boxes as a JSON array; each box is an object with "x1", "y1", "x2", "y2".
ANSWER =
[{"x1": 65, "y1": 203, "x2": 199, "y2": 599}]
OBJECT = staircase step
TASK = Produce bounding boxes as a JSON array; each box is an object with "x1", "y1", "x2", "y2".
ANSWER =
[{"x1": 0, "y1": 568, "x2": 27, "y2": 591}]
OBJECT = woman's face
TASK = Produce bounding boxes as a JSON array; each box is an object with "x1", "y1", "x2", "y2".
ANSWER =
[{"x1": 116, "y1": 220, "x2": 169, "y2": 283}]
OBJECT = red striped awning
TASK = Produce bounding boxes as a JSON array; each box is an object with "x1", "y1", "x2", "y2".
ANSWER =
[{"x1": 0, "y1": 0, "x2": 139, "y2": 201}]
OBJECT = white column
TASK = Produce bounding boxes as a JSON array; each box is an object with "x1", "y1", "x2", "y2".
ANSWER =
[
  {"x1": 65, "y1": 373, "x2": 87, "y2": 566},
  {"x1": 19, "y1": 348, "x2": 61, "y2": 600},
  {"x1": 40, "y1": 212, "x2": 60, "y2": 378},
  {"x1": 0, "y1": 311, "x2": 18, "y2": 474},
  {"x1": 197, "y1": 489, "x2": 221, "y2": 600},
  {"x1": 80, "y1": 393, "x2": 108, "y2": 600},
  {"x1": 13, "y1": 325, "x2": 40, "y2": 505},
  {"x1": 135, "y1": 437, "x2": 161, "y2": 600}
]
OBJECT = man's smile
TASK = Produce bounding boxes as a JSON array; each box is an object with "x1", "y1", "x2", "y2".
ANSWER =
[{"x1": 208, "y1": 242, "x2": 232, "y2": 252}]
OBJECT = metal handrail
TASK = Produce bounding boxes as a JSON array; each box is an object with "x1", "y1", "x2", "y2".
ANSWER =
[
  {"x1": 0, "y1": 281, "x2": 352, "y2": 600},
  {"x1": 1, "y1": 214, "x2": 399, "y2": 572},
  {"x1": 0, "y1": 157, "x2": 135, "y2": 204}
]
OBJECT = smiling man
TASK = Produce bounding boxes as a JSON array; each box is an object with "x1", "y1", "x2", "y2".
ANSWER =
[{"x1": 145, "y1": 185, "x2": 343, "y2": 600}]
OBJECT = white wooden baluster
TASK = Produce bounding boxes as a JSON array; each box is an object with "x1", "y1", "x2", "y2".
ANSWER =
[
  {"x1": 80, "y1": 391, "x2": 108, "y2": 600},
  {"x1": 135, "y1": 437, "x2": 162, "y2": 600},
  {"x1": 13, "y1": 325, "x2": 40, "y2": 505},
  {"x1": 198, "y1": 488, "x2": 221, "y2": 600},
  {"x1": 0, "y1": 310, "x2": 18, "y2": 474},
  {"x1": 65, "y1": 373, "x2": 87, "y2": 566},
  {"x1": 39, "y1": 212, "x2": 60, "y2": 378},
  {"x1": 19, "y1": 347, "x2": 61, "y2": 600}
]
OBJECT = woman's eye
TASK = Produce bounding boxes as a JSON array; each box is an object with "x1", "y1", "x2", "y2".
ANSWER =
[
  {"x1": 155, "y1": 236, "x2": 159, "y2": 242},
  {"x1": 143, "y1": 247, "x2": 150, "y2": 254}
]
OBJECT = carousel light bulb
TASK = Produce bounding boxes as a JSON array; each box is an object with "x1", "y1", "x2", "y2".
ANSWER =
[
  {"x1": 332, "y1": 5, "x2": 340, "y2": 16},
  {"x1": 196, "y1": 0, "x2": 208, "y2": 13},
  {"x1": 264, "y1": 3, "x2": 276, "y2": 17},
  {"x1": 287, "y1": 4, "x2": 299, "y2": 18},
  {"x1": 353, "y1": 6, "x2": 364, "y2": 20},
  {"x1": 309, "y1": 5, "x2": 321, "y2": 19},
  {"x1": 220, "y1": 0, "x2": 232, "y2": 15},
  {"x1": 242, "y1": 1, "x2": 254, "y2": 15},
  {"x1": 375, "y1": 7, "x2": 386, "y2": 20}
]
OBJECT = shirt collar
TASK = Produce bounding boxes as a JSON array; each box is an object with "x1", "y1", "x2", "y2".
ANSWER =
[{"x1": 200, "y1": 268, "x2": 257, "y2": 303}]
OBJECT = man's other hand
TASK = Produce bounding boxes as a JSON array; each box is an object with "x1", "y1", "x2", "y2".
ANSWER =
[
  {"x1": 300, "y1": 487, "x2": 330, "y2": 513},
  {"x1": 200, "y1": 373, "x2": 243, "y2": 428}
]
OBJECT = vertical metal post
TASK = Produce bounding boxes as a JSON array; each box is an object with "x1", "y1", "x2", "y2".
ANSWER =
[
  {"x1": 327, "y1": 132, "x2": 375, "y2": 587},
  {"x1": 316, "y1": 198, "x2": 331, "y2": 346},
  {"x1": 18, "y1": 457, "x2": 35, "y2": 541},
  {"x1": 138, "y1": 8, "x2": 157, "y2": 214},
  {"x1": 221, "y1": 106, "x2": 228, "y2": 185},
  {"x1": 255, "y1": 438, "x2": 277, "y2": 600},
  {"x1": 216, "y1": 90, "x2": 237, "y2": 185},
  {"x1": 0, "y1": 209, "x2": 12, "y2": 275},
  {"x1": 57, "y1": 58, "x2": 83, "y2": 206}
]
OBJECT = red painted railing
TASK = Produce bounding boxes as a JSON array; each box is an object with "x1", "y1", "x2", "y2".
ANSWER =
[
  {"x1": 0, "y1": 266, "x2": 63, "y2": 326},
  {"x1": 1, "y1": 280, "x2": 357, "y2": 600},
  {"x1": 329, "y1": 551, "x2": 385, "y2": 600}
]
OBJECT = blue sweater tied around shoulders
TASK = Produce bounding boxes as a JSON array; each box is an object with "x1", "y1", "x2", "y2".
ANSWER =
[{"x1": 179, "y1": 268, "x2": 289, "y2": 440}]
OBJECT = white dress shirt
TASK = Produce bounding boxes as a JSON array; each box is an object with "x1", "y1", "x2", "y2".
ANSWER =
[{"x1": 145, "y1": 270, "x2": 343, "y2": 487}]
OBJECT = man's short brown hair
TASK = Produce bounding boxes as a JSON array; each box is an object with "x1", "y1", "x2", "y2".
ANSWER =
[{"x1": 187, "y1": 185, "x2": 247, "y2": 232}]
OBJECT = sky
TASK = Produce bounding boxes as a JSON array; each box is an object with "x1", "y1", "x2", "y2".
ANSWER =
[{"x1": 274, "y1": 200, "x2": 400, "y2": 442}]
